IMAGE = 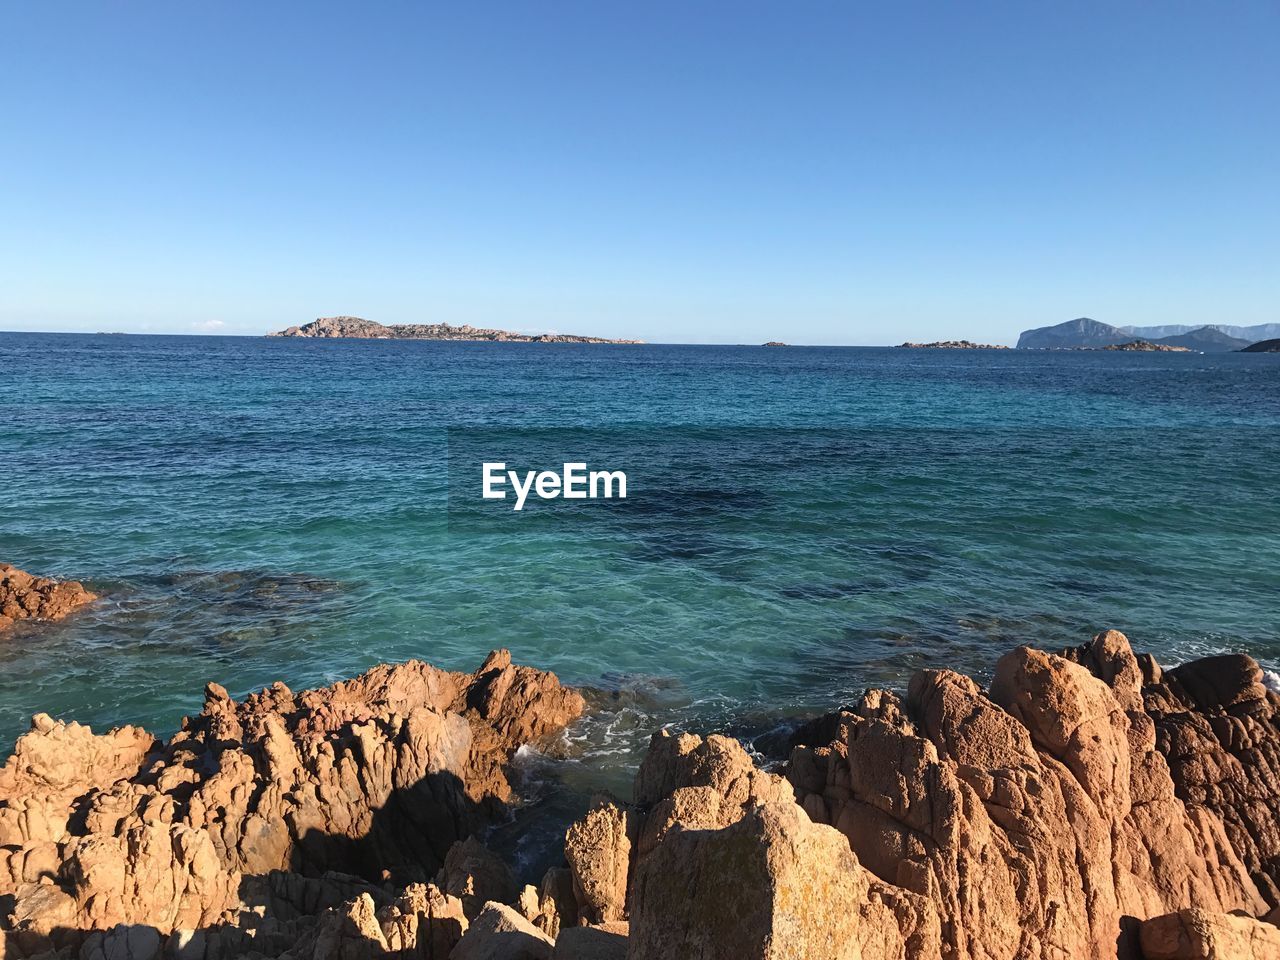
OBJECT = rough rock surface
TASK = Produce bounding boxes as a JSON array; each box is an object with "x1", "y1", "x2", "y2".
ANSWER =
[
  {"x1": 783, "y1": 633, "x2": 1269, "y2": 958},
  {"x1": 551, "y1": 923, "x2": 627, "y2": 960},
  {"x1": 1136, "y1": 651, "x2": 1280, "y2": 907},
  {"x1": 0, "y1": 649, "x2": 581, "y2": 958},
  {"x1": 441, "y1": 836, "x2": 519, "y2": 921},
  {"x1": 617, "y1": 631, "x2": 1278, "y2": 959},
  {"x1": 0, "y1": 564, "x2": 96, "y2": 631},
  {"x1": 563, "y1": 798, "x2": 632, "y2": 924},
  {"x1": 450, "y1": 901, "x2": 553, "y2": 960},
  {"x1": 1139, "y1": 908, "x2": 1280, "y2": 959},
  {"x1": 4, "y1": 632, "x2": 1279, "y2": 960},
  {"x1": 630, "y1": 801, "x2": 925, "y2": 960}
]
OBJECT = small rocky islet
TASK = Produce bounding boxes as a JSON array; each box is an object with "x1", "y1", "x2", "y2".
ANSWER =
[
  {"x1": 268, "y1": 317, "x2": 643, "y2": 345},
  {"x1": 1103, "y1": 340, "x2": 1192, "y2": 352},
  {"x1": 2, "y1": 568, "x2": 1279, "y2": 960},
  {"x1": 897, "y1": 340, "x2": 1010, "y2": 350}
]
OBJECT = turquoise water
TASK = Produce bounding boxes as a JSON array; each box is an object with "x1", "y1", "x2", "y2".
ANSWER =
[{"x1": 3, "y1": 334, "x2": 1280, "y2": 792}]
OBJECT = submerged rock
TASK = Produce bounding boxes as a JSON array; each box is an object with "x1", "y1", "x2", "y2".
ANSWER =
[{"x1": 0, "y1": 563, "x2": 96, "y2": 630}]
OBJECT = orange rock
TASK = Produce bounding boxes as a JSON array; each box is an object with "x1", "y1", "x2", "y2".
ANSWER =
[
  {"x1": 564, "y1": 797, "x2": 634, "y2": 924},
  {"x1": 623, "y1": 630, "x2": 1275, "y2": 960},
  {"x1": 0, "y1": 563, "x2": 96, "y2": 630},
  {"x1": 1139, "y1": 908, "x2": 1280, "y2": 959},
  {"x1": 0, "y1": 651, "x2": 582, "y2": 957},
  {"x1": 629, "y1": 801, "x2": 932, "y2": 960},
  {"x1": 5, "y1": 632, "x2": 1280, "y2": 960}
]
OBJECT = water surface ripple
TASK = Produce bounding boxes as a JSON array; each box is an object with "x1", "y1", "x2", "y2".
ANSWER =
[{"x1": 3, "y1": 334, "x2": 1279, "y2": 793}]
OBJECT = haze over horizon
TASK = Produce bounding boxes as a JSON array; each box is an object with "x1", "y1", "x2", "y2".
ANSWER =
[{"x1": 2, "y1": 2, "x2": 1276, "y2": 345}]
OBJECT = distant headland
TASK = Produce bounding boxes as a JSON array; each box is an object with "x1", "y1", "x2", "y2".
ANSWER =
[
  {"x1": 268, "y1": 316, "x2": 643, "y2": 344},
  {"x1": 1241, "y1": 338, "x2": 1280, "y2": 353}
]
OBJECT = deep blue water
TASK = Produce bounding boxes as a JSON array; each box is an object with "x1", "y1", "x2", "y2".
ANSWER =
[{"x1": 3, "y1": 334, "x2": 1280, "y2": 801}]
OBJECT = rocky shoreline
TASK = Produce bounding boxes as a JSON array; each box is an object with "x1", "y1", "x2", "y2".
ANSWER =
[{"x1": 2, "y1": 632, "x2": 1278, "y2": 959}]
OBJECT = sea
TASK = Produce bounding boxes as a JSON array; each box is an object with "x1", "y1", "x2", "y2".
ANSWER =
[{"x1": 2, "y1": 332, "x2": 1279, "y2": 864}]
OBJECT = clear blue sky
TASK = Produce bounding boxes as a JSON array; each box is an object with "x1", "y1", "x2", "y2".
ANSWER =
[{"x1": 2, "y1": 2, "x2": 1276, "y2": 344}]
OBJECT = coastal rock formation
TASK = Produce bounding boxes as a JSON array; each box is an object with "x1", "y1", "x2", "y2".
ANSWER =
[
  {"x1": 451, "y1": 901, "x2": 554, "y2": 960},
  {"x1": 782, "y1": 634, "x2": 1271, "y2": 958},
  {"x1": 897, "y1": 340, "x2": 1009, "y2": 349},
  {"x1": 569, "y1": 727, "x2": 938, "y2": 960},
  {"x1": 4, "y1": 632, "x2": 1280, "y2": 959},
  {"x1": 0, "y1": 650, "x2": 582, "y2": 957},
  {"x1": 563, "y1": 799, "x2": 632, "y2": 924},
  {"x1": 629, "y1": 801, "x2": 920, "y2": 960},
  {"x1": 581, "y1": 631, "x2": 1277, "y2": 959},
  {"x1": 1137, "y1": 652, "x2": 1280, "y2": 907},
  {"x1": 441, "y1": 836, "x2": 518, "y2": 920},
  {"x1": 0, "y1": 563, "x2": 96, "y2": 630},
  {"x1": 269, "y1": 316, "x2": 642, "y2": 344}
]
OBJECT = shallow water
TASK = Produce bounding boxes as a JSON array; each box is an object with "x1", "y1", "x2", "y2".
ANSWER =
[{"x1": 3, "y1": 334, "x2": 1279, "y2": 826}]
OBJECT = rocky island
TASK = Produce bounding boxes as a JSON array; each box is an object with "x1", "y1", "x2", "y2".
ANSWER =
[
  {"x1": 268, "y1": 317, "x2": 643, "y2": 344},
  {"x1": 897, "y1": 340, "x2": 1010, "y2": 350},
  {"x1": 1103, "y1": 340, "x2": 1192, "y2": 352},
  {"x1": 3, "y1": 621, "x2": 1278, "y2": 959}
]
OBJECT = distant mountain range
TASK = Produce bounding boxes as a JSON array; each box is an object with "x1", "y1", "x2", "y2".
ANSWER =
[
  {"x1": 1017, "y1": 318, "x2": 1270, "y2": 352},
  {"x1": 1121, "y1": 322, "x2": 1280, "y2": 341},
  {"x1": 1145, "y1": 326, "x2": 1252, "y2": 352}
]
